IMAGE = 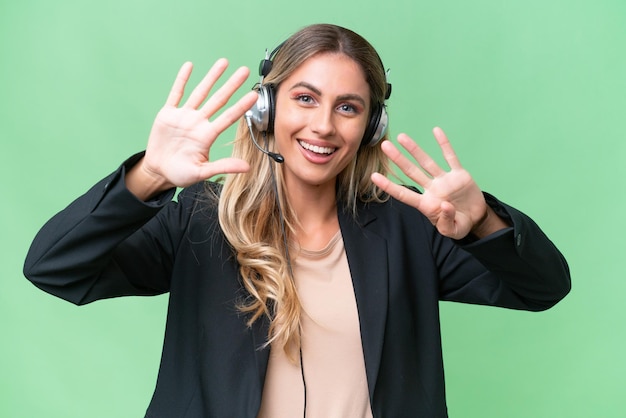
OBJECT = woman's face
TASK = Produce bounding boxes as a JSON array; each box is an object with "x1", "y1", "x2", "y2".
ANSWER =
[{"x1": 273, "y1": 52, "x2": 371, "y2": 193}]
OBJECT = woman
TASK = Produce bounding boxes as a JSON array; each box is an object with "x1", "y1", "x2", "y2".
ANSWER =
[{"x1": 24, "y1": 24, "x2": 570, "y2": 417}]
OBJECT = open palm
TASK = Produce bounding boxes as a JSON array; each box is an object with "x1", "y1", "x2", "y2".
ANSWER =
[
  {"x1": 371, "y1": 128, "x2": 489, "y2": 240},
  {"x1": 141, "y1": 59, "x2": 258, "y2": 190}
]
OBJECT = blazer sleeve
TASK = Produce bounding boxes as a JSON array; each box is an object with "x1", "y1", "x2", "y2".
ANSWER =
[
  {"x1": 435, "y1": 193, "x2": 571, "y2": 311},
  {"x1": 23, "y1": 153, "x2": 198, "y2": 305}
]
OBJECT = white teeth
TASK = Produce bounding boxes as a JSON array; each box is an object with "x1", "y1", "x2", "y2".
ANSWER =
[{"x1": 299, "y1": 141, "x2": 336, "y2": 155}]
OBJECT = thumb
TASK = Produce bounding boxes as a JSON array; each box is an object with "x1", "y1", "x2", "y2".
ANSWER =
[
  {"x1": 436, "y1": 201, "x2": 458, "y2": 238},
  {"x1": 197, "y1": 158, "x2": 250, "y2": 180}
]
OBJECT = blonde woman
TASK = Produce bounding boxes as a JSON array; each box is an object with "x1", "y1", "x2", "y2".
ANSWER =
[{"x1": 25, "y1": 24, "x2": 570, "y2": 418}]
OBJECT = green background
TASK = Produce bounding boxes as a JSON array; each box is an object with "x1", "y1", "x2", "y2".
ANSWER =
[{"x1": 2, "y1": 0, "x2": 624, "y2": 416}]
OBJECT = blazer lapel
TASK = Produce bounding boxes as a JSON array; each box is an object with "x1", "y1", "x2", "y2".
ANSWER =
[{"x1": 338, "y1": 205, "x2": 389, "y2": 400}]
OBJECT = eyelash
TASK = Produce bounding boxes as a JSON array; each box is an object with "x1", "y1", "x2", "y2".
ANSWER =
[
  {"x1": 296, "y1": 94, "x2": 315, "y2": 104},
  {"x1": 338, "y1": 103, "x2": 357, "y2": 114}
]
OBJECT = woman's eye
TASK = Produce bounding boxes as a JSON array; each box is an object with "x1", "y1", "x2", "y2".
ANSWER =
[
  {"x1": 338, "y1": 103, "x2": 357, "y2": 114},
  {"x1": 296, "y1": 94, "x2": 314, "y2": 104}
]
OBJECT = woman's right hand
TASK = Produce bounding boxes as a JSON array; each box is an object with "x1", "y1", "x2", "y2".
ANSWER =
[{"x1": 126, "y1": 59, "x2": 258, "y2": 200}]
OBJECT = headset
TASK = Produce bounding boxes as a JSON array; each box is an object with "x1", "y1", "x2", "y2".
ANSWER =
[{"x1": 245, "y1": 42, "x2": 392, "y2": 163}]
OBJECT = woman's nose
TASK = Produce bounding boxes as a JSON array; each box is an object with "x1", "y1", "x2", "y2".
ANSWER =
[{"x1": 309, "y1": 106, "x2": 336, "y2": 137}]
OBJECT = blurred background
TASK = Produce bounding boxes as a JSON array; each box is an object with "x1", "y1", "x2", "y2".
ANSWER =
[{"x1": 1, "y1": 0, "x2": 624, "y2": 416}]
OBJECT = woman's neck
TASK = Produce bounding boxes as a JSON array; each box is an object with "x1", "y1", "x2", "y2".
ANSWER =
[{"x1": 285, "y1": 181, "x2": 340, "y2": 251}]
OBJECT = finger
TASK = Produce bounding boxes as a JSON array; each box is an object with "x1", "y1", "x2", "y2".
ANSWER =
[
  {"x1": 209, "y1": 90, "x2": 258, "y2": 135},
  {"x1": 371, "y1": 172, "x2": 423, "y2": 209},
  {"x1": 436, "y1": 201, "x2": 458, "y2": 238},
  {"x1": 380, "y1": 139, "x2": 432, "y2": 187},
  {"x1": 184, "y1": 58, "x2": 230, "y2": 109},
  {"x1": 433, "y1": 127, "x2": 462, "y2": 170},
  {"x1": 165, "y1": 62, "x2": 193, "y2": 107},
  {"x1": 397, "y1": 133, "x2": 445, "y2": 178},
  {"x1": 196, "y1": 158, "x2": 250, "y2": 180},
  {"x1": 199, "y1": 66, "x2": 251, "y2": 118}
]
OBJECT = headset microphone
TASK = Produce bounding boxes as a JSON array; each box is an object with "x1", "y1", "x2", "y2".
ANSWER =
[{"x1": 245, "y1": 111, "x2": 284, "y2": 163}]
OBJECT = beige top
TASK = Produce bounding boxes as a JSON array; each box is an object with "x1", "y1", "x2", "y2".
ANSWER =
[{"x1": 257, "y1": 231, "x2": 373, "y2": 418}]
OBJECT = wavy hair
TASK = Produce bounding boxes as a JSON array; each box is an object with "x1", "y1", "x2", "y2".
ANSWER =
[{"x1": 216, "y1": 23, "x2": 391, "y2": 359}]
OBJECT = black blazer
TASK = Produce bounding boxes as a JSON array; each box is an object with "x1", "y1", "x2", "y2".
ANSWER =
[{"x1": 24, "y1": 155, "x2": 571, "y2": 417}]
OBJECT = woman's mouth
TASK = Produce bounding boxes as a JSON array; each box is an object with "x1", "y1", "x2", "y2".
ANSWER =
[{"x1": 298, "y1": 140, "x2": 336, "y2": 155}]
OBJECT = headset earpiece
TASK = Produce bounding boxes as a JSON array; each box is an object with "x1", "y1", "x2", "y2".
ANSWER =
[
  {"x1": 248, "y1": 83, "x2": 276, "y2": 133},
  {"x1": 361, "y1": 102, "x2": 389, "y2": 147},
  {"x1": 259, "y1": 59, "x2": 273, "y2": 79}
]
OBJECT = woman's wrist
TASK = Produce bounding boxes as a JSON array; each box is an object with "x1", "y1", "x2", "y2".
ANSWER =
[
  {"x1": 125, "y1": 158, "x2": 174, "y2": 201},
  {"x1": 470, "y1": 205, "x2": 510, "y2": 239}
]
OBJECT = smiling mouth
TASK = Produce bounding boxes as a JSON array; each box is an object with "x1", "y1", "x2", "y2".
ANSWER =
[{"x1": 298, "y1": 140, "x2": 337, "y2": 155}]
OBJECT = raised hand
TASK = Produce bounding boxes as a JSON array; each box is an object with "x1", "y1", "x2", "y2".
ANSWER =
[
  {"x1": 371, "y1": 127, "x2": 508, "y2": 239},
  {"x1": 126, "y1": 59, "x2": 258, "y2": 200}
]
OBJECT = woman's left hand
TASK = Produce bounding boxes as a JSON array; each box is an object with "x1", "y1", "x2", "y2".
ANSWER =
[{"x1": 371, "y1": 127, "x2": 508, "y2": 240}]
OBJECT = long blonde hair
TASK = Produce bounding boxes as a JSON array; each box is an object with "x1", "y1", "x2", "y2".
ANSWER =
[{"x1": 216, "y1": 24, "x2": 391, "y2": 358}]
